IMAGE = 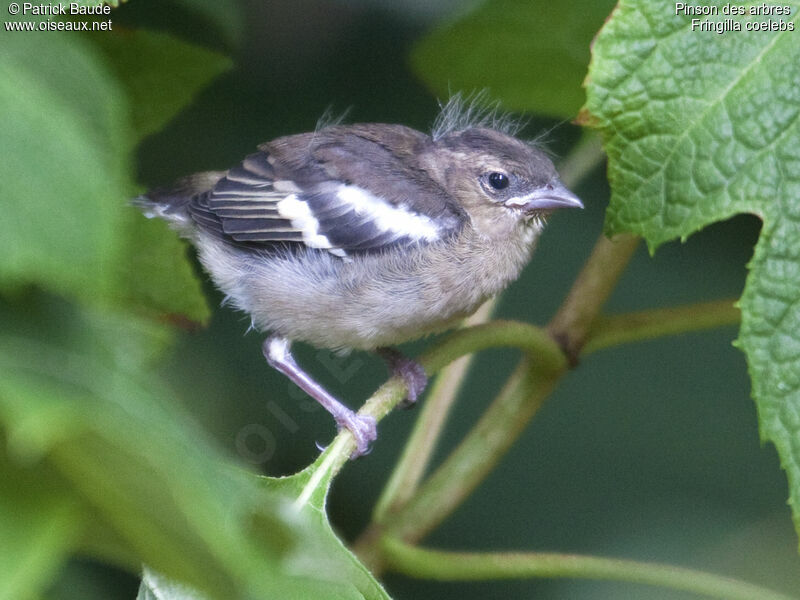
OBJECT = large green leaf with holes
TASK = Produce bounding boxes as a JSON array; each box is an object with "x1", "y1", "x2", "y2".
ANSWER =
[{"x1": 582, "y1": 0, "x2": 800, "y2": 540}]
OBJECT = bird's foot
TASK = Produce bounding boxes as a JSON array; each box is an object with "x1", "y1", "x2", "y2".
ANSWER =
[
  {"x1": 264, "y1": 335, "x2": 378, "y2": 459},
  {"x1": 335, "y1": 411, "x2": 378, "y2": 458},
  {"x1": 377, "y1": 347, "x2": 428, "y2": 408}
]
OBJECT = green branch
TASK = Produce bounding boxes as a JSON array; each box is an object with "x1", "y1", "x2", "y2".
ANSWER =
[
  {"x1": 380, "y1": 358, "x2": 561, "y2": 546},
  {"x1": 322, "y1": 293, "x2": 741, "y2": 511},
  {"x1": 385, "y1": 324, "x2": 566, "y2": 543},
  {"x1": 419, "y1": 320, "x2": 565, "y2": 374},
  {"x1": 547, "y1": 233, "x2": 640, "y2": 362},
  {"x1": 381, "y1": 537, "x2": 798, "y2": 600},
  {"x1": 303, "y1": 321, "x2": 565, "y2": 494},
  {"x1": 585, "y1": 299, "x2": 740, "y2": 355},
  {"x1": 372, "y1": 299, "x2": 498, "y2": 522},
  {"x1": 356, "y1": 235, "x2": 643, "y2": 556}
]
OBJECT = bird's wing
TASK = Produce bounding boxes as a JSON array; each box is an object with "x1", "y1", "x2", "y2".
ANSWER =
[{"x1": 189, "y1": 126, "x2": 465, "y2": 257}]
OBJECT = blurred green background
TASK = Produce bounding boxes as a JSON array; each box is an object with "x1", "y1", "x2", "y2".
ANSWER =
[{"x1": 23, "y1": 0, "x2": 800, "y2": 597}]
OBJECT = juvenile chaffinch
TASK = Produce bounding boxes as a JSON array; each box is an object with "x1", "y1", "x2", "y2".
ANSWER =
[{"x1": 135, "y1": 99, "x2": 583, "y2": 457}]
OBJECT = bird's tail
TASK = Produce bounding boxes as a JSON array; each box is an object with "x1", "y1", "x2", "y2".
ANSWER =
[{"x1": 131, "y1": 171, "x2": 226, "y2": 228}]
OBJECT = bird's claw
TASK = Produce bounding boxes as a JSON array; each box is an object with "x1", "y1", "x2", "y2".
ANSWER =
[
  {"x1": 377, "y1": 348, "x2": 429, "y2": 409},
  {"x1": 396, "y1": 358, "x2": 428, "y2": 408},
  {"x1": 336, "y1": 413, "x2": 378, "y2": 459}
]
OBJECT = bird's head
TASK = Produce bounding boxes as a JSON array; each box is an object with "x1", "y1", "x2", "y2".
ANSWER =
[{"x1": 423, "y1": 127, "x2": 583, "y2": 238}]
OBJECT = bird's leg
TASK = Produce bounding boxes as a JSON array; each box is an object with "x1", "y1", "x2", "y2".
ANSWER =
[
  {"x1": 376, "y1": 347, "x2": 428, "y2": 409},
  {"x1": 263, "y1": 335, "x2": 377, "y2": 458}
]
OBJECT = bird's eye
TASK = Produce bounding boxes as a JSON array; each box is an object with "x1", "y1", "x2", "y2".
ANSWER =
[{"x1": 487, "y1": 172, "x2": 510, "y2": 190}]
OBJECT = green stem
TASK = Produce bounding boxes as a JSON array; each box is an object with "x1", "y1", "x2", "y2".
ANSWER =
[
  {"x1": 309, "y1": 321, "x2": 565, "y2": 489},
  {"x1": 419, "y1": 320, "x2": 565, "y2": 374},
  {"x1": 382, "y1": 358, "x2": 562, "y2": 545},
  {"x1": 356, "y1": 234, "x2": 643, "y2": 564},
  {"x1": 547, "y1": 233, "x2": 640, "y2": 362},
  {"x1": 381, "y1": 538, "x2": 797, "y2": 600},
  {"x1": 360, "y1": 236, "x2": 641, "y2": 549},
  {"x1": 373, "y1": 299, "x2": 498, "y2": 522},
  {"x1": 585, "y1": 299, "x2": 740, "y2": 355},
  {"x1": 351, "y1": 296, "x2": 746, "y2": 565}
]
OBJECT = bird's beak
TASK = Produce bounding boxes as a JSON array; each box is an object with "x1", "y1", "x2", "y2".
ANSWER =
[{"x1": 505, "y1": 180, "x2": 584, "y2": 213}]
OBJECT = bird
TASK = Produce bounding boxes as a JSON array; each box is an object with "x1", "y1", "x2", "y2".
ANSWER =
[{"x1": 133, "y1": 97, "x2": 583, "y2": 458}]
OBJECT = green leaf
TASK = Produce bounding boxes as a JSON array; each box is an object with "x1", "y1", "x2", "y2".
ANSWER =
[
  {"x1": 0, "y1": 31, "x2": 129, "y2": 305},
  {"x1": 411, "y1": 0, "x2": 616, "y2": 119},
  {"x1": 0, "y1": 454, "x2": 85, "y2": 600},
  {"x1": 582, "y1": 0, "x2": 800, "y2": 540},
  {"x1": 257, "y1": 459, "x2": 392, "y2": 600},
  {"x1": 90, "y1": 28, "x2": 229, "y2": 322},
  {"x1": 0, "y1": 25, "x2": 220, "y2": 320},
  {"x1": 92, "y1": 29, "x2": 232, "y2": 143},
  {"x1": 0, "y1": 295, "x2": 388, "y2": 599},
  {"x1": 135, "y1": 456, "x2": 392, "y2": 600},
  {"x1": 0, "y1": 303, "x2": 284, "y2": 597},
  {"x1": 170, "y1": 0, "x2": 245, "y2": 48},
  {"x1": 112, "y1": 210, "x2": 211, "y2": 324}
]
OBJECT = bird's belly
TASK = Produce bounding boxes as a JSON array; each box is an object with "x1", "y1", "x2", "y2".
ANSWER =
[
  {"x1": 245, "y1": 261, "x2": 486, "y2": 350},
  {"x1": 198, "y1": 231, "x2": 533, "y2": 351}
]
